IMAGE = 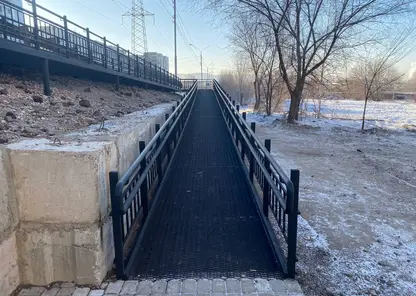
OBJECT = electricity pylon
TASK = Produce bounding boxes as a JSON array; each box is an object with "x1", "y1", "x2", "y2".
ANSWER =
[{"x1": 123, "y1": 0, "x2": 153, "y2": 56}]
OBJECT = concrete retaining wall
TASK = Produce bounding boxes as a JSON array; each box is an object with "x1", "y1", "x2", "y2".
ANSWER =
[
  {"x1": 0, "y1": 148, "x2": 20, "y2": 296},
  {"x1": 0, "y1": 102, "x2": 175, "y2": 291}
]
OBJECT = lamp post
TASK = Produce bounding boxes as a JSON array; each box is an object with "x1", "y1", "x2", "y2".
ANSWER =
[{"x1": 189, "y1": 44, "x2": 210, "y2": 81}]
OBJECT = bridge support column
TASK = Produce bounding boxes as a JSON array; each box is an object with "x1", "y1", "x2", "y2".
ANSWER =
[
  {"x1": 42, "y1": 58, "x2": 51, "y2": 96},
  {"x1": 115, "y1": 75, "x2": 120, "y2": 91}
]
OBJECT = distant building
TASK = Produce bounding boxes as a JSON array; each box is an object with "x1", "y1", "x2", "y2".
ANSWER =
[{"x1": 144, "y1": 52, "x2": 169, "y2": 71}]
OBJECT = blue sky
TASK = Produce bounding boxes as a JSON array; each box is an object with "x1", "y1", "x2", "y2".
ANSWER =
[{"x1": 23, "y1": 0, "x2": 234, "y2": 75}]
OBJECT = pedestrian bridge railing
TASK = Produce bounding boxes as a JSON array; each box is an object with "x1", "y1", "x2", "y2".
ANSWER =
[
  {"x1": 109, "y1": 81, "x2": 197, "y2": 279},
  {"x1": 213, "y1": 79, "x2": 300, "y2": 278},
  {"x1": 0, "y1": 0, "x2": 180, "y2": 89}
]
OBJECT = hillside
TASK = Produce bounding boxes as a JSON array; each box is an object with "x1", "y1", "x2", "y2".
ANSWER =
[{"x1": 0, "y1": 74, "x2": 179, "y2": 144}]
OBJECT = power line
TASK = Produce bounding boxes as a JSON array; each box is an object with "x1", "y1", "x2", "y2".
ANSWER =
[{"x1": 70, "y1": 0, "x2": 128, "y2": 28}]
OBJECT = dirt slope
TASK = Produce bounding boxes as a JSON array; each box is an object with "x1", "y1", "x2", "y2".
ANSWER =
[{"x1": 0, "y1": 74, "x2": 180, "y2": 144}]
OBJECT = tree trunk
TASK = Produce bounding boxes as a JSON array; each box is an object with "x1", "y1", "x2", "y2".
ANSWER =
[
  {"x1": 287, "y1": 82, "x2": 304, "y2": 123},
  {"x1": 361, "y1": 96, "x2": 369, "y2": 130},
  {"x1": 253, "y1": 79, "x2": 261, "y2": 111}
]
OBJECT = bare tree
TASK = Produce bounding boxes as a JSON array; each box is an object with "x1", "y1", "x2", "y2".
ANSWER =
[
  {"x1": 348, "y1": 31, "x2": 413, "y2": 130},
  {"x1": 234, "y1": 56, "x2": 251, "y2": 105},
  {"x1": 230, "y1": 16, "x2": 269, "y2": 110},
  {"x1": 197, "y1": 0, "x2": 416, "y2": 123}
]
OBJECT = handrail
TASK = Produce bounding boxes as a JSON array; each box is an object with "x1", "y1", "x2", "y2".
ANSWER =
[
  {"x1": 116, "y1": 82, "x2": 197, "y2": 193},
  {"x1": 109, "y1": 80, "x2": 197, "y2": 279},
  {"x1": 0, "y1": 0, "x2": 181, "y2": 89},
  {"x1": 214, "y1": 80, "x2": 294, "y2": 213},
  {"x1": 213, "y1": 79, "x2": 300, "y2": 278}
]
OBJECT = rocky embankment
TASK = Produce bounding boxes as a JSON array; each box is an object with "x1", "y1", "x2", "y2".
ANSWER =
[{"x1": 0, "y1": 74, "x2": 179, "y2": 144}]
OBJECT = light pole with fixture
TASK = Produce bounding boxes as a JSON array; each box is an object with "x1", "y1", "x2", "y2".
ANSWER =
[{"x1": 189, "y1": 44, "x2": 210, "y2": 80}]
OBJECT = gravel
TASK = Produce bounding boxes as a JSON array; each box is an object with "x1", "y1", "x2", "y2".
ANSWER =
[{"x1": 0, "y1": 74, "x2": 180, "y2": 144}]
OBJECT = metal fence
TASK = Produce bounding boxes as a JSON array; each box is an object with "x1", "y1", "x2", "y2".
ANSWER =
[
  {"x1": 213, "y1": 80, "x2": 300, "y2": 278},
  {"x1": 109, "y1": 81, "x2": 197, "y2": 279},
  {"x1": 0, "y1": 0, "x2": 181, "y2": 89}
]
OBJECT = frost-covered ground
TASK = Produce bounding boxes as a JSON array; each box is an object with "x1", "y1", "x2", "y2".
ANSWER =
[
  {"x1": 245, "y1": 100, "x2": 416, "y2": 296},
  {"x1": 241, "y1": 98, "x2": 416, "y2": 131}
]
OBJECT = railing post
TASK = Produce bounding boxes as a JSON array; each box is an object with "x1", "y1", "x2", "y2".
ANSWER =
[
  {"x1": 263, "y1": 139, "x2": 271, "y2": 216},
  {"x1": 103, "y1": 37, "x2": 107, "y2": 68},
  {"x1": 242, "y1": 112, "x2": 246, "y2": 121},
  {"x1": 127, "y1": 50, "x2": 131, "y2": 75},
  {"x1": 86, "y1": 28, "x2": 91, "y2": 63},
  {"x1": 171, "y1": 106, "x2": 177, "y2": 146},
  {"x1": 155, "y1": 124, "x2": 163, "y2": 187},
  {"x1": 143, "y1": 61, "x2": 147, "y2": 79},
  {"x1": 31, "y1": 0, "x2": 39, "y2": 49},
  {"x1": 236, "y1": 105, "x2": 240, "y2": 112},
  {"x1": 287, "y1": 169, "x2": 300, "y2": 278},
  {"x1": 249, "y1": 122, "x2": 256, "y2": 181},
  {"x1": 139, "y1": 141, "x2": 149, "y2": 220},
  {"x1": 117, "y1": 44, "x2": 121, "y2": 72},
  {"x1": 165, "y1": 113, "x2": 171, "y2": 161},
  {"x1": 63, "y1": 15, "x2": 70, "y2": 58},
  {"x1": 241, "y1": 112, "x2": 247, "y2": 160},
  {"x1": 109, "y1": 171, "x2": 125, "y2": 279}
]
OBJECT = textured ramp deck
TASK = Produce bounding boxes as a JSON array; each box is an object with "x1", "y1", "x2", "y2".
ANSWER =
[{"x1": 129, "y1": 90, "x2": 281, "y2": 279}]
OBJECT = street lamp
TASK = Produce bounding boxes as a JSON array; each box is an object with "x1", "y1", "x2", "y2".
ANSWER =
[
  {"x1": 189, "y1": 43, "x2": 210, "y2": 81},
  {"x1": 206, "y1": 61, "x2": 214, "y2": 79}
]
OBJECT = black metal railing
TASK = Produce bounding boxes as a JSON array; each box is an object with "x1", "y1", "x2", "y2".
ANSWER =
[
  {"x1": 180, "y1": 79, "x2": 197, "y2": 91},
  {"x1": 109, "y1": 81, "x2": 197, "y2": 279},
  {"x1": 213, "y1": 79, "x2": 300, "y2": 278},
  {"x1": 0, "y1": 0, "x2": 181, "y2": 89}
]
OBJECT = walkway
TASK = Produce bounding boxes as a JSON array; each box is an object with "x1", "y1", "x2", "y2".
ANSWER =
[
  {"x1": 17, "y1": 279, "x2": 304, "y2": 296},
  {"x1": 128, "y1": 90, "x2": 281, "y2": 279}
]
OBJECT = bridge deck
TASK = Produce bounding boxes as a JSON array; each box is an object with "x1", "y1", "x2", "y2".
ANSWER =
[{"x1": 128, "y1": 90, "x2": 282, "y2": 279}]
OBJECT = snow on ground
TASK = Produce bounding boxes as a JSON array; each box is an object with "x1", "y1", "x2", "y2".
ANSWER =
[
  {"x1": 244, "y1": 100, "x2": 415, "y2": 295},
  {"x1": 241, "y1": 98, "x2": 416, "y2": 132}
]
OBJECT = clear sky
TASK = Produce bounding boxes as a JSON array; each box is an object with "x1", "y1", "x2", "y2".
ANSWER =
[
  {"x1": 19, "y1": 0, "x2": 416, "y2": 78},
  {"x1": 22, "y1": 0, "x2": 234, "y2": 76}
]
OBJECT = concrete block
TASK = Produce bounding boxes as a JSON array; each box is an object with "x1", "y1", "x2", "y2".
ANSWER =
[
  {"x1": 0, "y1": 148, "x2": 18, "y2": 239},
  {"x1": 197, "y1": 279, "x2": 211, "y2": 294},
  {"x1": 225, "y1": 279, "x2": 241, "y2": 293},
  {"x1": 152, "y1": 280, "x2": 167, "y2": 294},
  {"x1": 241, "y1": 279, "x2": 256, "y2": 293},
  {"x1": 17, "y1": 219, "x2": 113, "y2": 286},
  {"x1": 167, "y1": 280, "x2": 181, "y2": 293},
  {"x1": 136, "y1": 280, "x2": 152, "y2": 295},
  {"x1": 212, "y1": 279, "x2": 226, "y2": 293},
  {"x1": 8, "y1": 140, "x2": 112, "y2": 224},
  {"x1": 105, "y1": 281, "x2": 123, "y2": 294},
  {"x1": 182, "y1": 279, "x2": 196, "y2": 293},
  {"x1": 0, "y1": 232, "x2": 20, "y2": 296},
  {"x1": 254, "y1": 278, "x2": 272, "y2": 292}
]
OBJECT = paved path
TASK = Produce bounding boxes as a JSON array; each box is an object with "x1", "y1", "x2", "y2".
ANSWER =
[{"x1": 17, "y1": 279, "x2": 304, "y2": 296}]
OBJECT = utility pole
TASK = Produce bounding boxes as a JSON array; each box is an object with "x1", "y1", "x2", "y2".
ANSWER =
[
  {"x1": 173, "y1": 0, "x2": 177, "y2": 77},
  {"x1": 200, "y1": 54, "x2": 203, "y2": 81},
  {"x1": 190, "y1": 44, "x2": 209, "y2": 81}
]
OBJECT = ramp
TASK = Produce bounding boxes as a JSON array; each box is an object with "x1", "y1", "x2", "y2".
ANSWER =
[{"x1": 128, "y1": 90, "x2": 282, "y2": 279}]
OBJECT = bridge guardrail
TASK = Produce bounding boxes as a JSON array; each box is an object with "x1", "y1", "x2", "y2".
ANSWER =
[
  {"x1": 109, "y1": 81, "x2": 197, "y2": 279},
  {"x1": 0, "y1": 0, "x2": 181, "y2": 89},
  {"x1": 213, "y1": 79, "x2": 300, "y2": 278}
]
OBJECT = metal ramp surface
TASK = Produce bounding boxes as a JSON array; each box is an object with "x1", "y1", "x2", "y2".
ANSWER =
[{"x1": 128, "y1": 90, "x2": 282, "y2": 279}]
